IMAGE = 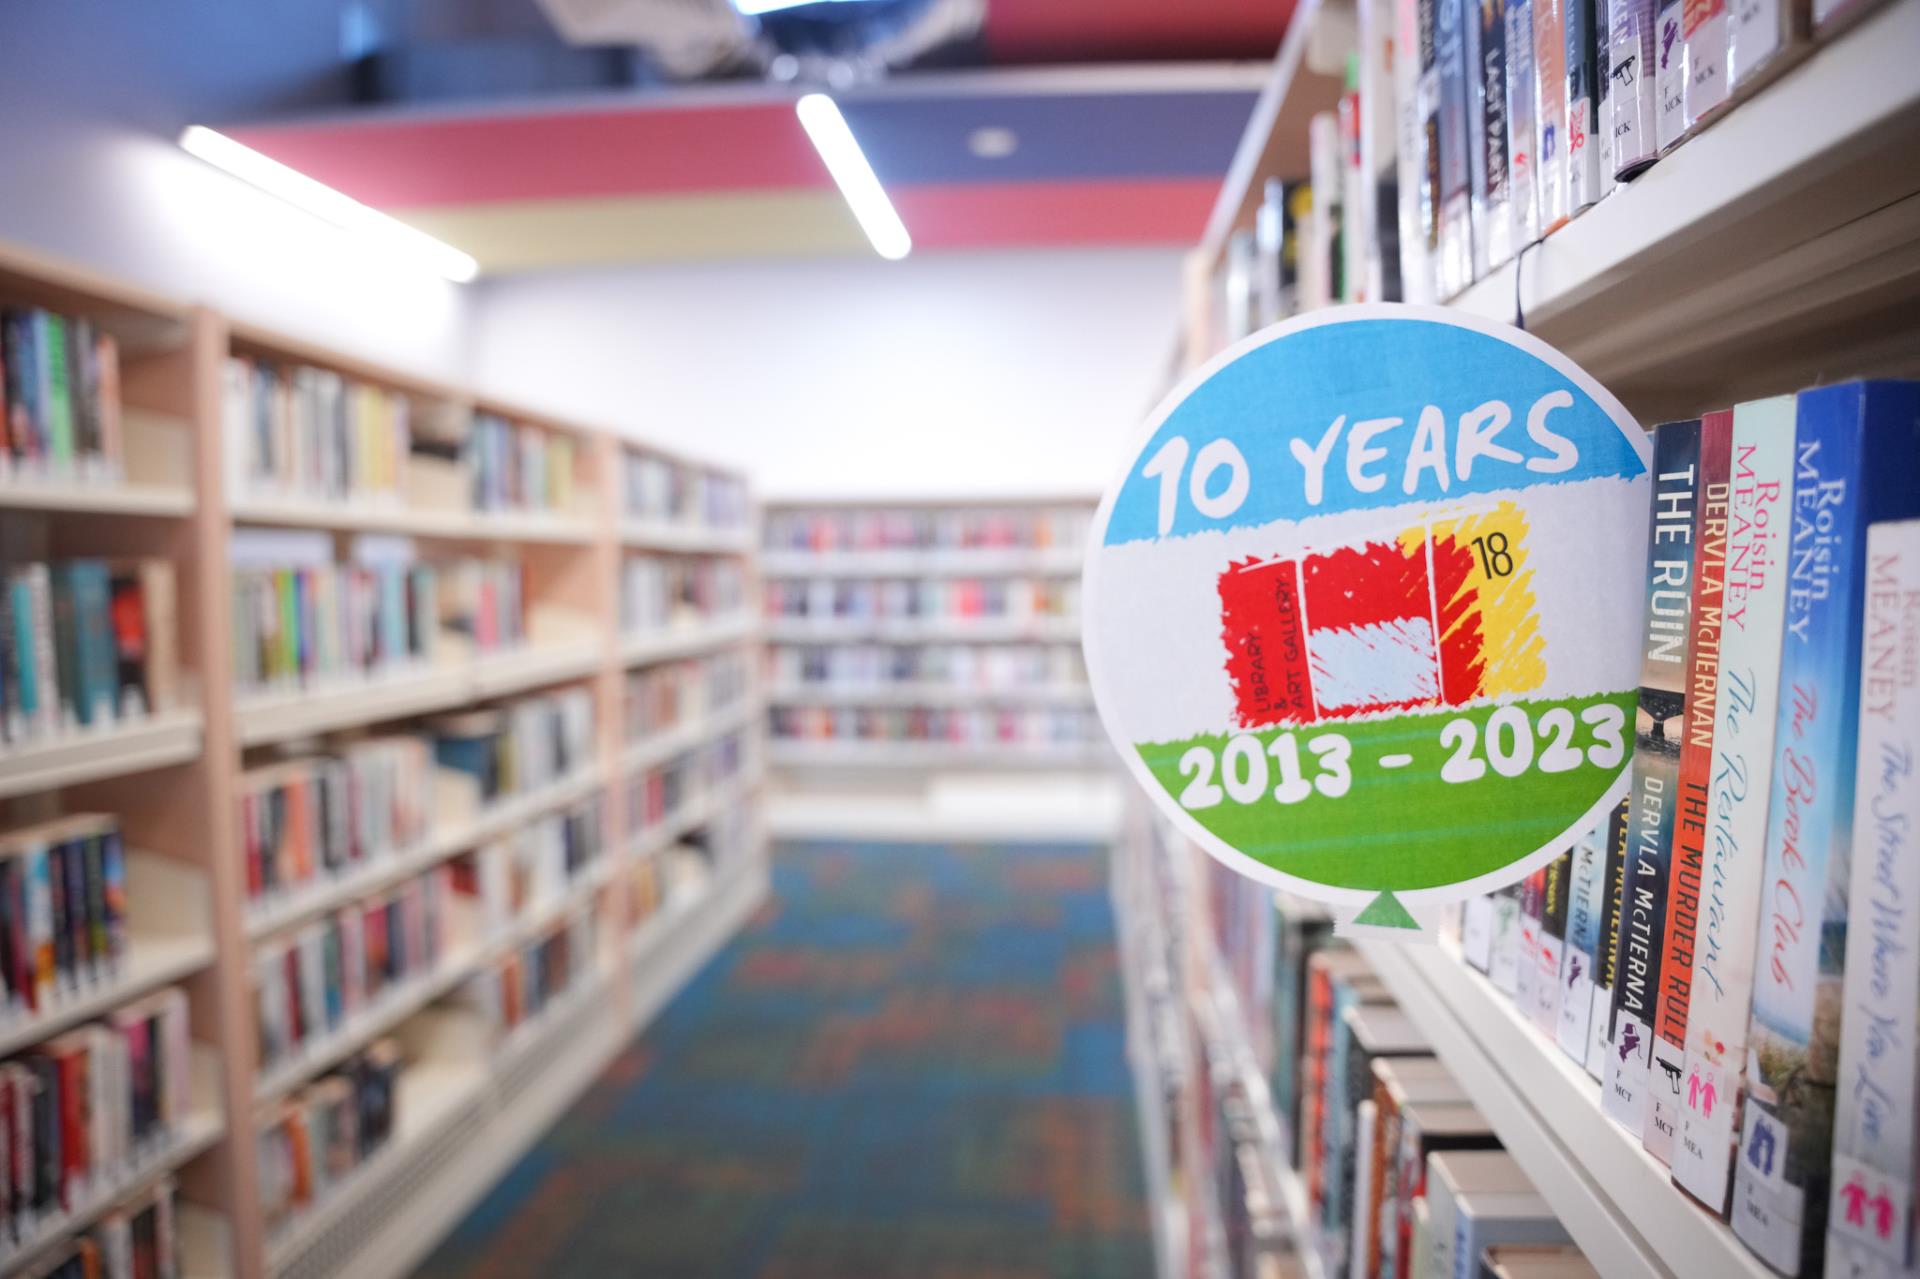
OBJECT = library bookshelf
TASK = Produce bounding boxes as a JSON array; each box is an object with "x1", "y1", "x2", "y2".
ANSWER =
[
  {"x1": 760, "y1": 497, "x2": 1106, "y2": 776},
  {"x1": 0, "y1": 238, "x2": 767, "y2": 1279},
  {"x1": 1115, "y1": 0, "x2": 1920, "y2": 1276}
]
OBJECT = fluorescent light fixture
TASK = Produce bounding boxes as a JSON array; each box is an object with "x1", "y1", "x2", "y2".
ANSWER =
[
  {"x1": 794, "y1": 94, "x2": 911, "y2": 261},
  {"x1": 178, "y1": 125, "x2": 479, "y2": 283},
  {"x1": 734, "y1": 0, "x2": 864, "y2": 15}
]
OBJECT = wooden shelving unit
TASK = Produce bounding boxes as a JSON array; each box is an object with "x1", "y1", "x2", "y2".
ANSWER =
[
  {"x1": 760, "y1": 497, "x2": 1104, "y2": 776},
  {"x1": 0, "y1": 238, "x2": 768, "y2": 1279}
]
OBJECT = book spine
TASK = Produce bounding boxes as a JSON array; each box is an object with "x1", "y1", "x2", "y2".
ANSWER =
[
  {"x1": 1603, "y1": 418, "x2": 1702, "y2": 1135},
  {"x1": 1825, "y1": 518, "x2": 1920, "y2": 1276},
  {"x1": 1608, "y1": 0, "x2": 1661, "y2": 175},
  {"x1": 1490, "y1": 883, "x2": 1524, "y2": 994},
  {"x1": 1672, "y1": 396, "x2": 1795, "y2": 1213},
  {"x1": 1559, "y1": 818, "x2": 1605, "y2": 1052},
  {"x1": 1533, "y1": 850, "x2": 1573, "y2": 1034},
  {"x1": 1435, "y1": 0, "x2": 1475, "y2": 297},
  {"x1": 1682, "y1": 0, "x2": 1730, "y2": 127},
  {"x1": 1588, "y1": 806, "x2": 1629, "y2": 1078},
  {"x1": 1733, "y1": 381, "x2": 1920, "y2": 1277},
  {"x1": 1470, "y1": 0, "x2": 1514, "y2": 276},
  {"x1": 1505, "y1": 0, "x2": 1541, "y2": 251},
  {"x1": 1564, "y1": 0, "x2": 1604, "y2": 212},
  {"x1": 1514, "y1": 866, "x2": 1546, "y2": 1015},
  {"x1": 1648, "y1": 410, "x2": 1733, "y2": 1164},
  {"x1": 1595, "y1": 0, "x2": 1617, "y2": 195},
  {"x1": 1655, "y1": 0, "x2": 1688, "y2": 151},
  {"x1": 1726, "y1": 0, "x2": 1797, "y2": 93},
  {"x1": 42, "y1": 314, "x2": 72, "y2": 471},
  {"x1": 1533, "y1": 0, "x2": 1570, "y2": 232}
]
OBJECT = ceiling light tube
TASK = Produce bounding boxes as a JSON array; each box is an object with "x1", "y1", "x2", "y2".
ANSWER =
[
  {"x1": 794, "y1": 94, "x2": 911, "y2": 262},
  {"x1": 178, "y1": 125, "x2": 479, "y2": 283}
]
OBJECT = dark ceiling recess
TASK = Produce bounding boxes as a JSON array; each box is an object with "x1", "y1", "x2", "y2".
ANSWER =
[{"x1": 982, "y1": 0, "x2": 1294, "y2": 64}]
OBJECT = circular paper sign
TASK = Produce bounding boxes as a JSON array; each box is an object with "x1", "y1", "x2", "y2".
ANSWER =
[{"x1": 1084, "y1": 305, "x2": 1651, "y2": 937}]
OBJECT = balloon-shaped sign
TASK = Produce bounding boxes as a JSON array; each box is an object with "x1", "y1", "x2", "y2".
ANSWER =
[{"x1": 1083, "y1": 305, "x2": 1651, "y2": 938}]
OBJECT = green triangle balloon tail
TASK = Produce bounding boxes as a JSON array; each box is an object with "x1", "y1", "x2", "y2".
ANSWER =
[{"x1": 1337, "y1": 892, "x2": 1437, "y2": 943}]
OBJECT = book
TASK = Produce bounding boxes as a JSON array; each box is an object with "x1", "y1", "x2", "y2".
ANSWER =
[
  {"x1": 1594, "y1": 0, "x2": 1618, "y2": 197},
  {"x1": 1826, "y1": 517, "x2": 1920, "y2": 1277},
  {"x1": 1436, "y1": 0, "x2": 1478, "y2": 295},
  {"x1": 1607, "y1": 0, "x2": 1661, "y2": 176},
  {"x1": 1371, "y1": 1056, "x2": 1469, "y2": 1278},
  {"x1": 1564, "y1": 0, "x2": 1605, "y2": 212},
  {"x1": 1531, "y1": 851, "x2": 1574, "y2": 1034},
  {"x1": 1682, "y1": 0, "x2": 1730, "y2": 128},
  {"x1": 1506, "y1": 0, "x2": 1542, "y2": 250},
  {"x1": 1491, "y1": 884, "x2": 1525, "y2": 995},
  {"x1": 1454, "y1": 1186, "x2": 1572, "y2": 1277},
  {"x1": 1671, "y1": 396, "x2": 1796, "y2": 1213},
  {"x1": 1726, "y1": 0, "x2": 1803, "y2": 95},
  {"x1": 1732, "y1": 381, "x2": 1920, "y2": 1277},
  {"x1": 1326, "y1": 1004, "x2": 1432, "y2": 1272},
  {"x1": 1401, "y1": 1101, "x2": 1504, "y2": 1277},
  {"x1": 1463, "y1": 892, "x2": 1497, "y2": 972},
  {"x1": 1426, "y1": 1150, "x2": 1541, "y2": 1279},
  {"x1": 1555, "y1": 820, "x2": 1609, "y2": 1062},
  {"x1": 1648, "y1": 409, "x2": 1733, "y2": 1165},
  {"x1": 1654, "y1": 0, "x2": 1688, "y2": 151},
  {"x1": 1482, "y1": 1244, "x2": 1603, "y2": 1277},
  {"x1": 1585, "y1": 799, "x2": 1633, "y2": 1078},
  {"x1": 1468, "y1": 0, "x2": 1515, "y2": 276},
  {"x1": 1417, "y1": 0, "x2": 1446, "y2": 297},
  {"x1": 1532, "y1": 0, "x2": 1571, "y2": 232},
  {"x1": 1513, "y1": 867, "x2": 1546, "y2": 1019},
  {"x1": 1603, "y1": 418, "x2": 1702, "y2": 1137}
]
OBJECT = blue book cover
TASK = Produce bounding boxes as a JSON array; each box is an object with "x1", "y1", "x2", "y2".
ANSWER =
[
  {"x1": 73, "y1": 561, "x2": 115, "y2": 726},
  {"x1": 1732, "y1": 381, "x2": 1920, "y2": 1276}
]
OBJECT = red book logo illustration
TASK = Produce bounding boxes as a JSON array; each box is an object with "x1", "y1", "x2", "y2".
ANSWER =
[{"x1": 1217, "y1": 502, "x2": 1547, "y2": 728}]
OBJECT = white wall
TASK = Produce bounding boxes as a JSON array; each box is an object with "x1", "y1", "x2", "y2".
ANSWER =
[
  {"x1": 0, "y1": 1, "x2": 471, "y2": 381},
  {"x1": 471, "y1": 248, "x2": 1187, "y2": 500}
]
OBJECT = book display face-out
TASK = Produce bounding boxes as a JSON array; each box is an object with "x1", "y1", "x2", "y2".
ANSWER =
[
  {"x1": 761, "y1": 498, "x2": 1107, "y2": 772},
  {"x1": 0, "y1": 239, "x2": 767, "y2": 1279}
]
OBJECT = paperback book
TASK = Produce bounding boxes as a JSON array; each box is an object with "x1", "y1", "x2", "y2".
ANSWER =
[
  {"x1": 1586, "y1": 798, "x2": 1632, "y2": 1079},
  {"x1": 1732, "y1": 381, "x2": 1920, "y2": 1276},
  {"x1": 1555, "y1": 819, "x2": 1609, "y2": 1064},
  {"x1": 1603, "y1": 418, "x2": 1702, "y2": 1136},
  {"x1": 1825, "y1": 517, "x2": 1920, "y2": 1277},
  {"x1": 1672, "y1": 395, "x2": 1795, "y2": 1214},
  {"x1": 1649, "y1": 409, "x2": 1732, "y2": 1165},
  {"x1": 1564, "y1": 0, "x2": 1605, "y2": 211}
]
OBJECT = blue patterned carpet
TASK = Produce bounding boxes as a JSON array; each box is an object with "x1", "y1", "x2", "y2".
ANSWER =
[{"x1": 411, "y1": 839, "x2": 1155, "y2": 1279}]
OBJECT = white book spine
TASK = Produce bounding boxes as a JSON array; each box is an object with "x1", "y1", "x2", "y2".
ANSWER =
[
  {"x1": 1673, "y1": 397, "x2": 1796, "y2": 1212},
  {"x1": 1827, "y1": 519, "x2": 1920, "y2": 1277},
  {"x1": 1557, "y1": 826, "x2": 1610, "y2": 1060}
]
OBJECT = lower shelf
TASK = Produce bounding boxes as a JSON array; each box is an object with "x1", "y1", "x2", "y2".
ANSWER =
[
  {"x1": 768, "y1": 739, "x2": 1111, "y2": 770},
  {"x1": 1356, "y1": 939, "x2": 1773, "y2": 1279},
  {"x1": 264, "y1": 854, "x2": 770, "y2": 1279}
]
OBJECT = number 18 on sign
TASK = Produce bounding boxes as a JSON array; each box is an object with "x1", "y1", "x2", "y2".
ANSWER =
[{"x1": 1082, "y1": 306, "x2": 1651, "y2": 939}]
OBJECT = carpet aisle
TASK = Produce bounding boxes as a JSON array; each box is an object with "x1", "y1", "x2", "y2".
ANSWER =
[{"x1": 412, "y1": 839, "x2": 1156, "y2": 1279}]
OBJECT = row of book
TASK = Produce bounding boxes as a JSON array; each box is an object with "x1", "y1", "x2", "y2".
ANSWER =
[
  {"x1": 222, "y1": 357, "x2": 411, "y2": 507},
  {"x1": 623, "y1": 452, "x2": 750, "y2": 531},
  {"x1": 2, "y1": 560, "x2": 178, "y2": 744},
  {"x1": 623, "y1": 731, "x2": 752, "y2": 838},
  {"x1": 763, "y1": 507, "x2": 1091, "y2": 555},
  {"x1": 766, "y1": 642, "x2": 1087, "y2": 692},
  {"x1": 456, "y1": 909, "x2": 596, "y2": 1041},
  {"x1": 231, "y1": 556, "x2": 527, "y2": 698},
  {"x1": 1, "y1": 307, "x2": 123, "y2": 482},
  {"x1": 237, "y1": 684, "x2": 596, "y2": 917},
  {"x1": 253, "y1": 871, "x2": 448, "y2": 1076},
  {"x1": 1226, "y1": 0, "x2": 1895, "y2": 323},
  {"x1": 0, "y1": 987, "x2": 190, "y2": 1244},
  {"x1": 767, "y1": 705, "x2": 1101, "y2": 750},
  {"x1": 0, "y1": 817, "x2": 128, "y2": 1021},
  {"x1": 763, "y1": 577, "x2": 1079, "y2": 623},
  {"x1": 1442, "y1": 381, "x2": 1919, "y2": 1276},
  {"x1": 451, "y1": 796, "x2": 606, "y2": 939},
  {"x1": 619, "y1": 557, "x2": 746, "y2": 635},
  {"x1": 625, "y1": 652, "x2": 752, "y2": 744},
  {"x1": 257, "y1": 1040, "x2": 399, "y2": 1238},
  {"x1": 11, "y1": 1179, "x2": 178, "y2": 1279},
  {"x1": 1125, "y1": 815, "x2": 1597, "y2": 1279},
  {"x1": 468, "y1": 411, "x2": 578, "y2": 516},
  {"x1": 432, "y1": 686, "x2": 595, "y2": 822}
]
